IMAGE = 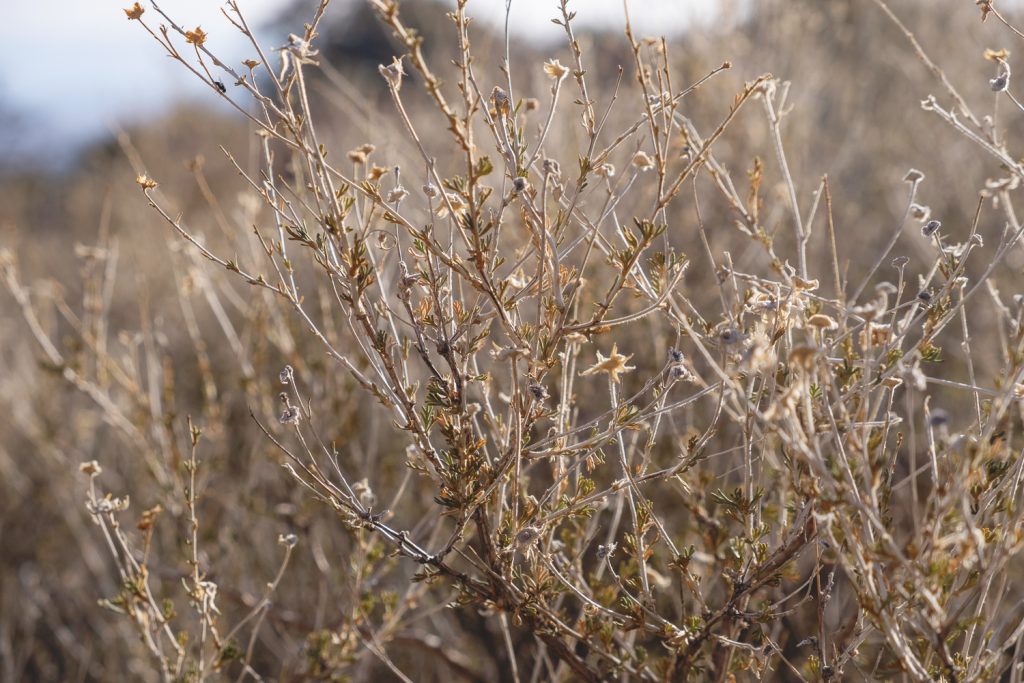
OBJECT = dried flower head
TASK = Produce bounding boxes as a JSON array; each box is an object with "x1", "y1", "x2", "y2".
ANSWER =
[
  {"x1": 631, "y1": 151, "x2": 654, "y2": 171},
  {"x1": 792, "y1": 276, "x2": 819, "y2": 291},
  {"x1": 89, "y1": 494, "x2": 131, "y2": 514},
  {"x1": 543, "y1": 59, "x2": 570, "y2": 81},
  {"x1": 564, "y1": 332, "x2": 587, "y2": 345},
  {"x1": 881, "y1": 376, "x2": 904, "y2": 389},
  {"x1": 581, "y1": 343, "x2": 635, "y2": 384},
  {"x1": 991, "y1": 55, "x2": 1013, "y2": 91},
  {"x1": 671, "y1": 350, "x2": 696, "y2": 382},
  {"x1": 922, "y1": 220, "x2": 941, "y2": 237},
  {"x1": 386, "y1": 185, "x2": 409, "y2": 204},
  {"x1": 278, "y1": 533, "x2": 298, "y2": 548},
  {"x1": 491, "y1": 86, "x2": 511, "y2": 116},
  {"x1": 671, "y1": 362, "x2": 695, "y2": 382},
  {"x1": 279, "y1": 392, "x2": 301, "y2": 425},
  {"x1": 543, "y1": 158, "x2": 561, "y2": 177},
  {"x1": 279, "y1": 406, "x2": 301, "y2": 425},
  {"x1": 135, "y1": 174, "x2": 158, "y2": 190},
  {"x1": 597, "y1": 542, "x2": 617, "y2": 560},
  {"x1": 137, "y1": 504, "x2": 162, "y2": 532},
  {"x1": 991, "y1": 174, "x2": 1021, "y2": 193},
  {"x1": 903, "y1": 168, "x2": 925, "y2": 183},
  {"x1": 984, "y1": 47, "x2": 1010, "y2": 62},
  {"x1": 348, "y1": 147, "x2": 370, "y2": 165},
  {"x1": 379, "y1": 56, "x2": 405, "y2": 90},
  {"x1": 79, "y1": 460, "x2": 102, "y2": 477},
  {"x1": 516, "y1": 525, "x2": 542, "y2": 547},
  {"x1": 279, "y1": 365, "x2": 293, "y2": 385},
  {"x1": 185, "y1": 27, "x2": 208, "y2": 47},
  {"x1": 124, "y1": 2, "x2": 144, "y2": 20},
  {"x1": 806, "y1": 314, "x2": 838, "y2": 331}
]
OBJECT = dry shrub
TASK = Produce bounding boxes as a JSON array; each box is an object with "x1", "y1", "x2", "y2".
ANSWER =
[{"x1": 5, "y1": 0, "x2": 1024, "y2": 681}]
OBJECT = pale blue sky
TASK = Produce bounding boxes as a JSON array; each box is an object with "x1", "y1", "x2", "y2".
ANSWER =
[{"x1": 0, "y1": 1, "x2": 711, "y2": 161}]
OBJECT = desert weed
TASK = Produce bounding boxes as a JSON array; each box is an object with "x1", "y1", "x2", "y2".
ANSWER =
[{"x1": 6, "y1": 0, "x2": 1024, "y2": 681}]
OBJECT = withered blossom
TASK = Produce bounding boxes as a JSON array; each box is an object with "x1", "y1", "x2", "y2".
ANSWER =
[
  {"x1": 806, "y1": 314, "x2": 838, "y2": 331},
  {"x1": 581, "y1": 343, "x2": 635, "y2": 384},
  {"x1": 185, "y1": 26, "x2": 208, "y2": 46},
  {"x1": 123, "y1": 2, "x2": 144, "y2": 20},
  {"x1": 543, "y1": 59, "x2": 570, "y2": 80},
  {"x1": 379, "y1": 56, "x2": 405, "y2": 90},
  {"x1": 491, "y1": 86, "x2": 510, "y2": 116},
  {"x1": 79, "y1": 460, "x2": 102, "y2": 476},
  {"x1": 631, "y1": 151, "x2": 654, "y2": 171},
  {"x1": 386, "y1": 185, "x2": 409, "y2": 204}
]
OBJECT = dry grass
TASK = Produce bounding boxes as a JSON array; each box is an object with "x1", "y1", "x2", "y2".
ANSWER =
[{"x1": 5, "y1": 0, "x2": 1024, "y2": 680}]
